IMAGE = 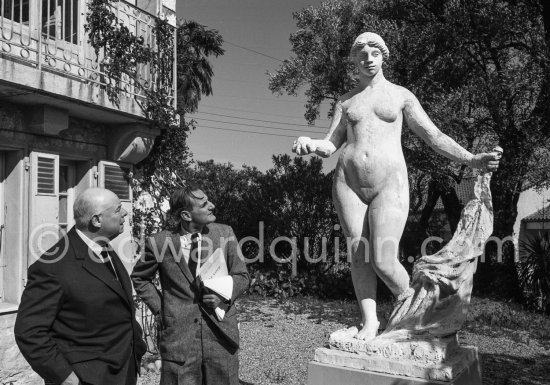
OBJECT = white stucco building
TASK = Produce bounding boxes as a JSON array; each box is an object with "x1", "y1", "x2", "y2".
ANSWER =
[{"x1": 0, "y1": 1, "x2": 176, "y2": 383}]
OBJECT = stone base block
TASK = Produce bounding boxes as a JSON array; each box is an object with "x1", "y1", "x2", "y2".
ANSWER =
[
  {"x1": 311, "y1": 346, "x2": 480, "y2": 384},
  {"x1": 329, "y1": 327, "x2": 459, "y2": 364},
  {"x1": 308, "y1": 359, "x2": 481, "y2": 385}
]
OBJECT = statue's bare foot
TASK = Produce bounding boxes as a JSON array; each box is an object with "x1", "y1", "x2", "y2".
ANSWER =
[{"x1": 354, "y1": 320, "x2": 380, "y2": 340}]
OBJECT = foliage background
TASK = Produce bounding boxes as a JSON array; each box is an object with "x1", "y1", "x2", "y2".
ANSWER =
[
  {"x1": 86, "y1": 0, "x2": 550, "y2": 315},
  {"x1": 267, "y1": 0, "x2": 550, "y2": 308}
]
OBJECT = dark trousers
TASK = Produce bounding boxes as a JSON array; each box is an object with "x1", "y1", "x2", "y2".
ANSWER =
[
  {"x1": 44, "y1": 353, "x2": 137, "y2": 385},
  {"x1": 160, "y1": 316, "x2": 239, "y2": 385}
]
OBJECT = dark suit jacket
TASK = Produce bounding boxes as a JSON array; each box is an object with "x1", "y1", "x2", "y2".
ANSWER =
[
  {"x1": 131, "y1": 223, "x2": 250, "y2": 362},
  {"x1": 14, "y1": 228, "x2": 147, "y2": 385}
]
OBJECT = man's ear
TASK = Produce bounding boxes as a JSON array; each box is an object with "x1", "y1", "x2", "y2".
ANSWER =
[
  {"x1": 90, "y1": 214, "x2": 102, "y2": 229},
  {"x1": 180, "y1": 210, "x2": 192, "y2": 222}
]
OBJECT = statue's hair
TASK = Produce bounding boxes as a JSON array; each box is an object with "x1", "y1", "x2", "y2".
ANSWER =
[{"x1": 350, "y1": 32, "x2": 389, "y2": 61}]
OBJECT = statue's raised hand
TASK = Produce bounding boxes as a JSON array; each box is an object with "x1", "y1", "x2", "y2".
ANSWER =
[
  {"x1": 292, "y1": 136, "x2": 317, "y2": 156},
  {"x1": 470, "y1": 146, "x2": 503, "y2": 172}
]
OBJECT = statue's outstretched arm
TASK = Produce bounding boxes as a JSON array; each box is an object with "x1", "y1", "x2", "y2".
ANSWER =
[
  {"x1": 403, "y1": 89, "x2": 476, "y2": 166},
  {"x1": 403, "y1": 90, "x2": 500, "y2": 171},
  {"x1": 293, "y1": 101, "x2": 347, "y2": 158}
]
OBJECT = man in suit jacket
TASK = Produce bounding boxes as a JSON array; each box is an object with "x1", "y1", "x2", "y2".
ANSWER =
[
  {"x1": 15, "y1": 188, "x2": 147, "y2": 385},
  {"x1": 131, "y1": 183, "x2": 250, "y2": 385}
]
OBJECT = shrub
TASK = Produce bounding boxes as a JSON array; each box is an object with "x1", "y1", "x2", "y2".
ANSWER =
[
  {"x1": 248, "y1": 263, "x2": 355, "y2": 300},
  {"x1": 517, "y1": 231, "x2": 550, "y2": 314}
]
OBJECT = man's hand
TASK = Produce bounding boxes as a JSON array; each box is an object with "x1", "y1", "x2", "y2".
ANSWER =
[
  {"x1": 61, "y1": 371, "x2": 80, "y2": 385},
  {"x1": 202, "y1": 293, "x2": 224, "y2": 309},
  {"x1": 470, "y1": 147, "x2": 503, "y2": 172},
  {"x1": 292, "y1": 137, "x2": 317, "y2": 156}
]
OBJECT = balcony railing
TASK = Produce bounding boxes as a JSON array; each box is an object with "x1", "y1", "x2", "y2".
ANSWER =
[{"x1": 0, "y1": 0, "x2": 176, "y2": 109}]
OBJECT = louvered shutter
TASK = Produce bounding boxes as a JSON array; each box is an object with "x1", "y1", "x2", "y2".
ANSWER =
[
  {"x1": 98, "y1": 161, "x2": 135, "y2": 274},
  {"x1": 28, "y1": 152, "x2": 59, "y2": 266},
  {"x1": 99, "y1": 162, "x2": 131, "y2": 200}
]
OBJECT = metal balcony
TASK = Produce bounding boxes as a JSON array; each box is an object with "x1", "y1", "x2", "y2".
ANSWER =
[{"x1": 0, "y1": 0, "x2": 176, "y2": 123}]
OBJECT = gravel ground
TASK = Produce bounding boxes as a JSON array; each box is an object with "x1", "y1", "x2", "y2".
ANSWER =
[{"x1": 138, "y1": 295, "x2": 550, "y2": 385}]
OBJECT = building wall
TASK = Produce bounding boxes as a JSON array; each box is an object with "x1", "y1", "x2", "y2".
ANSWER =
[
  {"x1": 0, "y1": 102, "x2": 138, "y2": 383},
  {"x1": 513, "y1": 187, "x2": 550, "y2": 258},
  {"x1": 514, "y1": 188, "x2": 549, "y2": 236},
  {"x1": 0, "y1": 1, "x2": 174, "y2": 380}
]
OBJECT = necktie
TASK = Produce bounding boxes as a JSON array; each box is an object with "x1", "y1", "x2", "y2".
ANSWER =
[
  {"x1": 101, "y1": 246, "x2": 119, "y2": 281},
  {"x1": 188, "y1": 233, "x2": 201, "y2": 277}
]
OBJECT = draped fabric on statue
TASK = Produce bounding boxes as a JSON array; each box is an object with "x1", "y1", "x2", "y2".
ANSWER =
[{"x1": 381, "y1": 172, "x2": 494, "y2": 340}]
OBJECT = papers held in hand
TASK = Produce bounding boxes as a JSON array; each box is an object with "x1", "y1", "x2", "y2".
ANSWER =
[{"x1": 198, "y1": 248, "x2": 233, "y2": 321}]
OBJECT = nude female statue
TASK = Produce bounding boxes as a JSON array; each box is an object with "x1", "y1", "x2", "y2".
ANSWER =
[{"x1": 292, "y1": 32, "x2": 500, "y2": 340}]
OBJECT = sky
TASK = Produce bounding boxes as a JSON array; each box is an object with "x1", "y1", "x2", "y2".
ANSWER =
[{"x1": 177, "y1": 0, "x2": 338, "y2": 172}]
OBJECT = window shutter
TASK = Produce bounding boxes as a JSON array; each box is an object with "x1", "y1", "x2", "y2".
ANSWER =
[
  {"x1": 99, "y1": 162, "x2": 131, "y2": 200},
  {"x1": 36, "y1": 156, "x2": 56, "y2": 194},
  {"x1": 98, "y1": 161, "x2": 135, "y2": 274},
  {"x1": 28, "y1": 152, "x2": 59, "y2": 266}
]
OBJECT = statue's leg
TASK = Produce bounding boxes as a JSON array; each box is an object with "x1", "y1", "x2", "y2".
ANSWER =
[
  {"x1": 333, "y1": 174, "x2": 378, "y2": 339},
  {"x1": 368, "y1": 188, "x2": 411, "y2": 298}
]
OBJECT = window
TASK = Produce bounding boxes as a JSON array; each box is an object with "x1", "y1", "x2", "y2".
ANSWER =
[
  {"x1": 100, "y1": 162, "x2": 132, "y2": 201},
  {"x1": 42, "y1": 0, "x2": 79, "y2": 44},
  {"x1": 29, "y1": 153, "x2": 92, "y2": 268},
  {"x1": 1, "y1": 0, "x2": 30, "y2": 24}
]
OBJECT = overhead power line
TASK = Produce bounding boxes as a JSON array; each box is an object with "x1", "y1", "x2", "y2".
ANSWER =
[
  {"x1": 193, "y1": 117, "x2": 322, "y2": 134},
  {"x1": 205, "y1": 92, "x2": 338, "y2": 105},
  {"x1": 193, "y1": 111, "x2": 325, "y2": 129},
  {"x1": 212, "y1": 93, "x2": 311, "y2": 103},
  {"x1": 215, "y1": 76, "x2": 267, "y2": 85},
  {"x1": 197, "y1": 125, "x2": 298, "y2": 138},
  {"x1": 225, "y1": 40, "x2": 284, "y2": 62},
  {"x1": 199, "y1": 104, "x2": 313, "y2": 120}
]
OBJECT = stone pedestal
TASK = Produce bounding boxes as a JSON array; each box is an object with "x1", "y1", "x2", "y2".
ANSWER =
[
  {"x1": 307, "y1": 346, "x2": 481, "y2": 385},
  {"x1": 329, "y1": 328, "x2": 461, "y2": 366}
]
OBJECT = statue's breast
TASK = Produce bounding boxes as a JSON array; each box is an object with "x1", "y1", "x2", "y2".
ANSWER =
[
  {"x1": 346, "y1": 107, "x2": 364, "y2": 124},
  {"x1": 373, "y1": 103, "x2": 399, "y2": 123},
  {"x1": 345, "y1": 97, "x2": 399, "y2": 125}
]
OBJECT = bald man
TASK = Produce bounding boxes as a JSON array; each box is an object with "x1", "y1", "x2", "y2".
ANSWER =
[{"x1": 15, "y1": 188, "x2": 147, "y2": 385}]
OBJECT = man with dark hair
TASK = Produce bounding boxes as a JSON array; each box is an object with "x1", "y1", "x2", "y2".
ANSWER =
[
  {"x1": 15, "y1": 188, "x2": 147, "y2": 385},
  {"x1": 131, "y1": 185, "x2": 250, "y2": 385}
]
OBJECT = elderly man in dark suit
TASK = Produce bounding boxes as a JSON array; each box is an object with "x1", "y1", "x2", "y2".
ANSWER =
[
  {"x1": 131, "y1": 183, "x2": 250, "y2": 385},
  {"x1": 15, "y1": 188, "x2": 147, "y2": 385}
]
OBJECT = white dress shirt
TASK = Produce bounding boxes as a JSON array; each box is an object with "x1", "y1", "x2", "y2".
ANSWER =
[
  {"x1": 76, "y1": 229, "x2": 119, "y2": 280},
  {"x1": 180, "y1": 232, "x2": 202, "y2": 277},
  {"x1": 180, "y1": 232, "x2": 234, "y2": 301}
]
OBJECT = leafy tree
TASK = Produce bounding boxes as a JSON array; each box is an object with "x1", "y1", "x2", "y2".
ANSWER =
[
  {"x1": 268, "y1": 0, "x2": 369, "y2": 123},
  {"x1": 177, "y1": 20, "x2": 224, "y2": 115},
  {"x1": 182, "y1": 160, "x2": 262, "y2": 232},
  {"x1": 254, "y1": 155, "x2": 339, "y2": 269},
  {"x1": 191, "y1": 155, "x2": 341, "y2": 269},
  {"x1": 269, "y1": 0, "x2": 550, "y2": 295},
  {"x1": 245, "y1": 155, "x2": 356, "y2": 298},
  {"x1": 184, "y1": 156, "x2": 353, "y2": 298},
  {"x1": 133, "y1": 21, "x2": 225, "y2": 238}
]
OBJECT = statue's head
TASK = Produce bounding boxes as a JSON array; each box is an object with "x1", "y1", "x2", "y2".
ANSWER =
[{"x1": 350, "y1": 32, "x2": 389, "y2": 63}]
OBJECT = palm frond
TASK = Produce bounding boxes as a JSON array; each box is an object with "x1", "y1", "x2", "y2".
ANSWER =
[{"x1": 517, "y1": 231, "x2": 550, "y2": 314}]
